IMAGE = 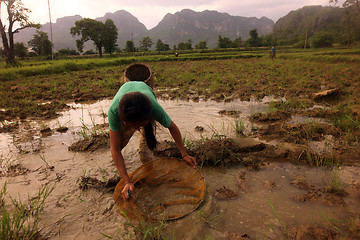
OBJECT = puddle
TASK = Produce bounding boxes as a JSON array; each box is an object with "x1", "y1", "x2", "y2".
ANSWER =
[
  {"x1": 288, "y1": 115, "x2": 328, "y2": 125},
  {"x1": 0, "y1": 98, "x2": 271, "y2": 158},
  {"x1": 0, "y1": 98, "x2": 359, "y2": 239},
  {"x1": 171, "y1": 163, "x2": 360, "y2": 239}
]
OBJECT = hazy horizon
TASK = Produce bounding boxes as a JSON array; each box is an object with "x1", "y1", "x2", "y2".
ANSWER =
[{"x1": 19, "y1": 0, "x2": 343, "y2": 30}]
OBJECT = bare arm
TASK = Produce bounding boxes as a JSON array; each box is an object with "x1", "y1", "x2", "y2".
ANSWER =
[
  {"x1": 168, "y1": 121, "x2": 197, "y2": 168},
  {"x1": 110, "y1": 129, "x2": 134, "y2": 200}
]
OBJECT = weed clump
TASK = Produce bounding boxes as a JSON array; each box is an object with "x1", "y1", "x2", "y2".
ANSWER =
[{"x1": 0, "y1": 182, "x2": 54, "y2": 240}]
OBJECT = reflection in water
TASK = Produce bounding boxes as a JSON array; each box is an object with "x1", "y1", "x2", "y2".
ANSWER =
[{"x1": 1, "y1": 98, "x2": 360, "y2": 239}]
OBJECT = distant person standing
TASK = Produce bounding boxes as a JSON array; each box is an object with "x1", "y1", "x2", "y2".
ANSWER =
[{"x1": 271, "y1": 45, "x2": 276, "y2": 59}]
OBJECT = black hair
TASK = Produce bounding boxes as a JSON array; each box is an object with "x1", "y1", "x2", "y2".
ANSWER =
[{"x1": 118, "y1": 92, "x2": 157, "y2": 150}]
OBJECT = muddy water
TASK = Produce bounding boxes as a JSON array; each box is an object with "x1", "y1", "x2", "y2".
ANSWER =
[
  {"x1": 178, "y1": 164, "x2": 360, "y2": 239},
  {"x1": 1, "y1": 98, "x2": 359, "y2": 239}
]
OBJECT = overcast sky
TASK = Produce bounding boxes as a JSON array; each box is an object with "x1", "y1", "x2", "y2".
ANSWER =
[{"x1": 21, "y1": 0, "x2": 341, "y2": 29}]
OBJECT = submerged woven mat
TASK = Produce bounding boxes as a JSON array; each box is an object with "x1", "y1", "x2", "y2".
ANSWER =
[{"x1": 114, "y1": 157, "x2": 205, "y2": 221}]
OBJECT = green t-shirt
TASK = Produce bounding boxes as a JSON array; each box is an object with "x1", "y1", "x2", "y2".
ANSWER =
[{"x1": 108, "y1": 81, "x2": 172, "y2": 131}]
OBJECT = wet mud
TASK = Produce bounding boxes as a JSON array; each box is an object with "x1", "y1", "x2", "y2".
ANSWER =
[
  {"x1": 68, "y1": 132, "x2": 110, "y2": 152},
  {"x1": 79, "y1": 175, "x2": 120, "y2": 192},
  {"x1": 1, "y1": 97, "x2": 360, "y2": 239}
]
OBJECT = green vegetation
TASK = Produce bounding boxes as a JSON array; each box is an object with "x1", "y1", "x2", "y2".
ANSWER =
[
  {"x1": 234, "y1": 118, "x2": 246, "y2": 136},
  {"x1": 139, "y1": 37, "x2": 154, "y2": 52},
  {"x1": 327, "y1": 169, "x2": 346, "y2": 195},
  {"x1": 102, "y1": 211, "x2": 173, "y2": 240},
  {"x1": 70, "y1": 18, "x2": 118, "y2": 56},
  {"x1": 0, "y1": 0, "x2": 40, "y2": 66},
  {"x1": 305, "y1": 150, "x2": 338, "y2": 167},
  {"x1": 272, "y1": 5, "x2": 360, "y2": 47},
  {"x1": 267, "y1": 200, "x2": 287, "y2": 235},
  {"x1": 1, "y1": 47, "x2": 359, "y2": 126},
  {"x1": 28, "y1": 31, "x2": 52, "y2": 57},
  {"x1": 0, "y1": 182, "x2": 54, "y2": 239}
]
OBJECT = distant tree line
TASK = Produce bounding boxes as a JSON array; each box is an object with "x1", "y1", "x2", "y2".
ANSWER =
[
  {"x1": 1, "y1": 0, "x2": 360, "y2": 64},
  {"x1": 272, "y1": 3, "x2": 360, "y2": 48}
]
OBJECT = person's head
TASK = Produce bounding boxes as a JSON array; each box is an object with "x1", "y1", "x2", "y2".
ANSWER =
[{"x1": 118, "y1": 92, "x2": 157, "y2": 150}]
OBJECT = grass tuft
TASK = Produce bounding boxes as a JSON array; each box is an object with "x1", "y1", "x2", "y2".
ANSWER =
[{"x1": 0, "y1": 182, "x2": 55, "y2": 239}]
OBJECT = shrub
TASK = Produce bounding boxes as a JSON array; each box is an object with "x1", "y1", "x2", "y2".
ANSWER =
[{"x1": 311, "y1": 31, "x2": 334, "y2": 48}]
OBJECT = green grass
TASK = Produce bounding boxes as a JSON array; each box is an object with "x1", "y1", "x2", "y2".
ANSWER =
[
  {"x1": 0, "y1": 49, "x2": 264, "y2": 81},
  {"x1": 305, "y1": 151, "x2": 339, "y2": 167},
  {"x1": 333, "y1": 105, "x2": 360, "y2": 133},
  {"x1": 0, "y1": 182, "x2": 54, "y2": 240},
  {"x1": 1, "y1": 47, "x2": 360, "y2": 135},
  {"x1": 327, "y1": 169, "x2": 346, "y2": 195},
  {"x1": 101, "y1": 210, "x2": 174, "y2": 240},
  {"x1": 234, "y1": 118, "x2": 246, "y2": 136},
  {"x1": 267, "y1": 200, "x2": 287, "y2": 236}
]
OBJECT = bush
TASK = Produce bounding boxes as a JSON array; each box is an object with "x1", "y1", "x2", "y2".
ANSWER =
[
  {"x1": 311, "y1": 31, "x2": 334, "y2": 48},
  {"x1": 293, "y1": 40, "x2": 310, "y2": 49},
  {"x1": 56, "y1": 48, "x2": 79, "y2": 56},
  {"x1": 83, "y1": 49, "x2": 97, "y2": 55}
]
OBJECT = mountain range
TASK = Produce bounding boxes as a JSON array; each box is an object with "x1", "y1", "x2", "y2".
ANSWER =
[{"x1": 14, "y1": 9, "x2": 274, "y2": 50}]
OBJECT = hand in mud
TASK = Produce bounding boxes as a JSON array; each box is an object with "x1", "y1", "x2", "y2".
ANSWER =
[
  {"x1": 183, "y1": 155, "x2": 197, "y2": 168},
  {"x1": 121, "y1": 182, "x2": 134, "y2": 201}
]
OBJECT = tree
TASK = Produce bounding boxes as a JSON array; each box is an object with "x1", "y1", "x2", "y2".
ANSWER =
[
  {"x1": 195, "y1": 40, "x2": 208, "y2": 49},
  {"x1": 217, "y1": 35, "x2": 233, "y2": 48},
  {"x1": 125, "y1": 40, "x2": 135, "y2": 52},
  {"x1": 330, "y1": 0, "x2": 359, "y2": 12},
  {"x1": 186, "y1": 39, "x2": 192, "y2": 50},
  {"x1": 155, "y1": 39, "x2": 170, "y2": 51},
  {"x1": 14, "y1": 42, "x2": 27, "y2": 59},
  {"x1": 263, "y1": 34, "x2": 276, "y2": 47},
  {"x1": 233, "y1": 37, "x2": 243, "y2": 48},
  {"x1": 0, "y1": 0, "x2": 40, "y2": 65},
  {"x1": 139, "y1": 36, "x2": 153, "y2": 51},
  {"x1": 76, "y1": 39, "x2": 84, "y2": 54},
  {"x1": 71, "y1": 18, "x2": 105, "y2": 57},
  {"x1": 28, "y1": 30, "x2": 52, "y2": 56},
  {"x1": 177, "y1": 39, "x2": 192, "y2": 50},
  {"x1": 330, "y1": 0, "x2": 360, "y2": 47},
  {"x1": 103, "y1": 19, "x2": 118, "y2": 55},
  {"x1": 310, "y1": 31, "x2": 334, "y2": 47},
  {"x1": 246, "y1": 29, "x2": 262, "y2": 47}
]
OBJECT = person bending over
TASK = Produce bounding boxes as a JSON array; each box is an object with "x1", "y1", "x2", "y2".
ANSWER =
[{"x1": 108, "y1": 81, "x2": 196, "y2": 201}]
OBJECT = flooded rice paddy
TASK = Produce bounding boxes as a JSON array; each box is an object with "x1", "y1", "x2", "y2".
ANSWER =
[{"x1": 1, "y1": 98, "x2": 359, "y2": 239}]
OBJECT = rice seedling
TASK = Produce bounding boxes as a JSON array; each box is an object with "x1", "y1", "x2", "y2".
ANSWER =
[
  {"x1": 0, "y1": 182, "x2": 55, "y2": 240},
  {"x1": 101, "y1": 210, "x2": 174, "y2": 240},
  {"x1": 39, "y1": 153, "x2": 54, "y2": 170},
  {"x1": 99, "y1": 107, "x2": 108, "y2": 124},
  {"x1": 345, "y1": 215, "x2": 360, "y2": 238},
  {"x1": 305, "y1": 150, "x2": 338, "y2": 167},
  {"x1": 234, "y1": 118, "x2": 246, "y2": 136},
  {"x1": 326, "y1": 168, "x2": 346, "y2": 196},
  {"x1": 319, "y1": 209, "x2": 342, "y2": 232},
  {"x1": 78, "y1": 108, "x2": 101, "y2": 140},
  {"x1": 0, "y1": 152, "x2": 14, "y2": 174},
  {"x1": 195, "y1": 232, "x2": 213, "y2": 240},
  {"x1": 96, "y1": 164, "x2": 110, "y2": 181},
  {"x1": 198, "y1": 200, "x2": 222, "y2": 229},
  {"x1": 267, "y1": 199, "x2": 287, "y2": 236}
]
